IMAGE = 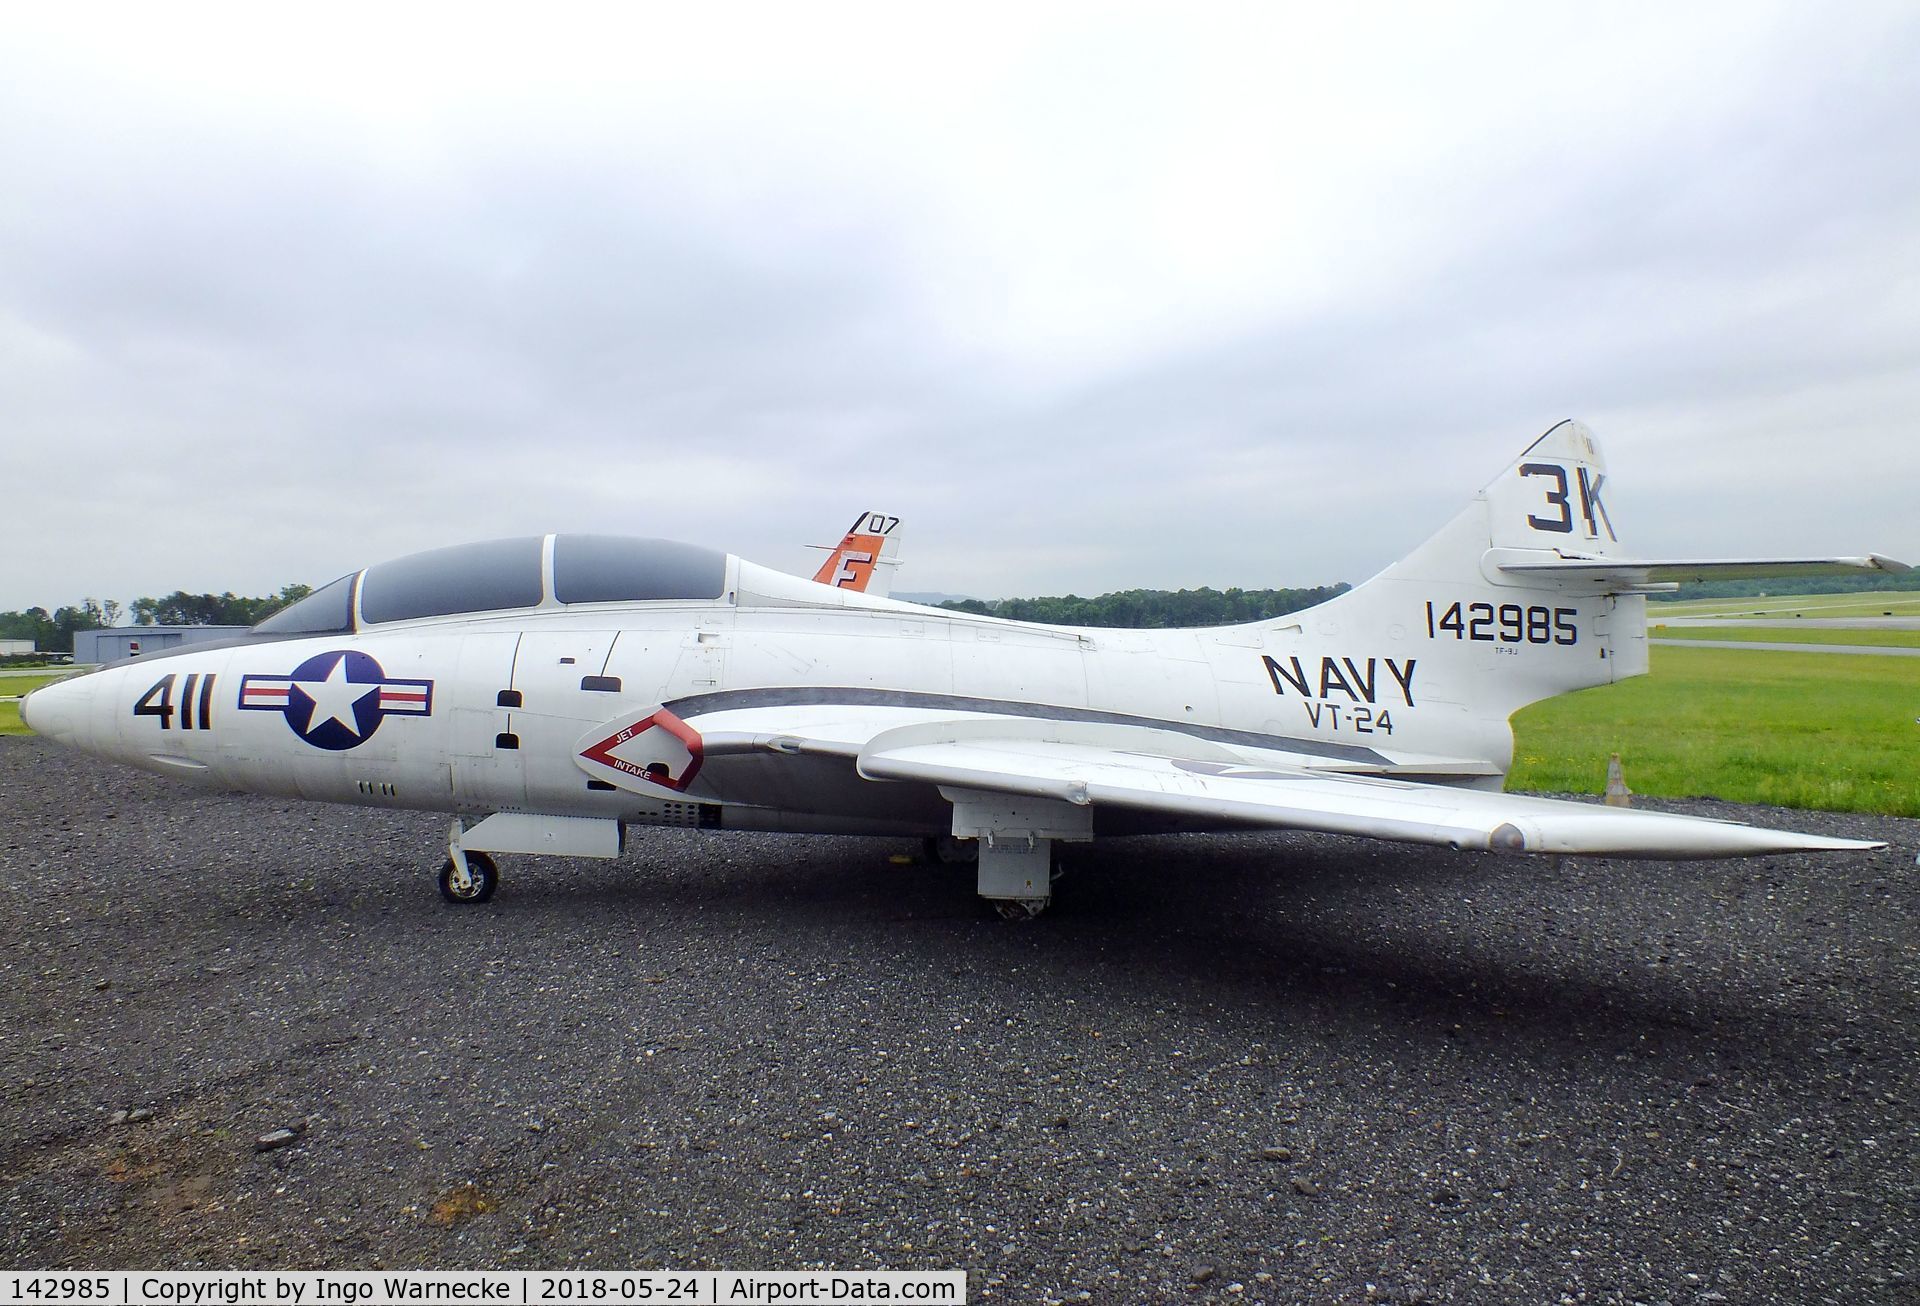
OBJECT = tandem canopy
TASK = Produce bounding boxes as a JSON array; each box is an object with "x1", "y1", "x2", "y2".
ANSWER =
[{"x1": 252, "y1": 535, "x2": 730, "y2": 634}]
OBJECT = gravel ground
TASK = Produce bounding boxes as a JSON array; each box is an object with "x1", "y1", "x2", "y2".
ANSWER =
[{"x1": 1, "y1": 735, "x2": 1915, "y2": 1304}]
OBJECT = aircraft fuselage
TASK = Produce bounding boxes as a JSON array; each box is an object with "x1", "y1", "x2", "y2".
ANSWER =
[{"x1": 26, "y1": 573, "x2": 1539, "y2": 839}]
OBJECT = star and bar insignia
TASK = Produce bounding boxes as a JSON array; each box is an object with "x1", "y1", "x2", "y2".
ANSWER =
[{"x1": 238, "y1": 650, "x2": 434, "y2": 751}]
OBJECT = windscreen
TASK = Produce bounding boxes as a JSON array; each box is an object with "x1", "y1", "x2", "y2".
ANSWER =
[{"x1": 252, "y1": 574, "x2": 356, "y2": 634}]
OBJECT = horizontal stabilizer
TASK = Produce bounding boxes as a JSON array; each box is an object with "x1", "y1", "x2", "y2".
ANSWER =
[{"x1": 1496, "y1": 552, "x2": 1909, "y2": 589}]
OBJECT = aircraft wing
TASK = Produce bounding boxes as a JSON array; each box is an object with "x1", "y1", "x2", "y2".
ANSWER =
[
  {"x1": 851, "y1": 732, "x2": 1880, "y2": 858},
  {"x1": 581, "y1": 700, "x2": 1880, "y2": 858},
  {"x1": 1495, "y1": 552, "x2": 1909, "y2": 588}
]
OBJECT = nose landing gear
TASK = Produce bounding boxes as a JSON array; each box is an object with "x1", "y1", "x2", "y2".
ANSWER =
[
  {"x1": 438, "y1": 824, "x2": 500, "y2": 905},
  {"x1": 439, "y1": 850, "x2": 498, "y2": 903}
]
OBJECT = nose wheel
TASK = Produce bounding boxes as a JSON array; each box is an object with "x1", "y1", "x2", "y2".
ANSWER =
[{"x1": 438, "y1": 850, "x2": 499, "y2": 904}]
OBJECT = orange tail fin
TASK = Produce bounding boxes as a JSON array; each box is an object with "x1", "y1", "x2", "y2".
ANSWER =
[{"x1": 810, "y1": 512, "x2": 903, "y2": 595}]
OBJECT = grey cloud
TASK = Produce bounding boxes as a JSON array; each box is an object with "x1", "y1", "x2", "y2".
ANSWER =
[{"x1": 1, "y1": 7, "x2": 1916, "y2": 610}]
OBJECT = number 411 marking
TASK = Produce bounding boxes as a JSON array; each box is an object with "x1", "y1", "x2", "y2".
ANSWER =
[{"x1": 134, "y1": 673, "x2": 216, "y2": 730}]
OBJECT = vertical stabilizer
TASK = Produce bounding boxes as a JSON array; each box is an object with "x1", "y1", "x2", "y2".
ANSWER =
[
  {"x1": 1267, "y1": 421, "x2": 1639, "y2": 770},
  {"x1": 811, "y1": 512, "x2": 905, "y2": 596},
  {"x1": 1255, "y1": 418, "x2": 1903, "y2": 776}
]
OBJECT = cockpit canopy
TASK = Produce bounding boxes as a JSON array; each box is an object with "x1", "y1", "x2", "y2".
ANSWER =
[
  {"x1": 361, "y1": 536, "x2": 546, "y2": 625},
  {"x1": 251, "y1": 535, "x2": 730, "y2": 635}
]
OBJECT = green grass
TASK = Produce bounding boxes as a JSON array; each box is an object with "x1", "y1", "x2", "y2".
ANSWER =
[
  {"x1": 1656, "y1": 590, "x2": 1920, "y2": 620},
  {"x1": 1650, "y1": 624, "x2": 1920, "y2": 648},
  {"x1": 0, "y1": 673, "x2": 68, "y2": 736},
  {"x1": 0, "y1": 673, "x2": 68, "y2": 695},
  {"x1": 1510, "y1": 644, "x2": 1920, "y2": 817}
]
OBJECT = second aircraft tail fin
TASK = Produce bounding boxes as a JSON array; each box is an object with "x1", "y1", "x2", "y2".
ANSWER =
[{"x1": 810, "y1": 511, "x2": 905, "y2": 596}]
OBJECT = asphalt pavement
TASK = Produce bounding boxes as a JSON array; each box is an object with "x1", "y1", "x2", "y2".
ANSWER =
[
  {"x1": 1656, "y1": 618, "x2": 1920, "y2": 630},
  {"x1": 1, "y1": 737, "x2": 1915, "y2": 1304},
  {"x1": 1647, "y1": 639, "x2": 1920, "y2": 657}
]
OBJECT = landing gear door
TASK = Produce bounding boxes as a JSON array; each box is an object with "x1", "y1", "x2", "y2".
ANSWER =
[{"x1": 450, "y1": 632, "x2": 526, "y2": 810}]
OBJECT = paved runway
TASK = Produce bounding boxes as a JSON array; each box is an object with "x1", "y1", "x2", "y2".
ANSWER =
[
  {"x1": 1657, "y1": 616, "x2": 1920, "y2": 630},
  {"x1": 2, "y1": 738, "x2": 1915, "y2": 1302},
  {"x1": 1649, "y1": 638, "x2": 1920, "y2": 657}
]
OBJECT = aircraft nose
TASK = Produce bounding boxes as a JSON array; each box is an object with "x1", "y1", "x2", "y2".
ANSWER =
[{"x1": 19, "y1": 677, "x2": 83, "y2": 744}]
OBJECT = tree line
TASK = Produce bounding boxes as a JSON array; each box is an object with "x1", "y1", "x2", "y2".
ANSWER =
[
  {"x1": 937, "y1": 584, "x2": 1352, "y2": 627},
  {"x1": 5, "y1": 581, "x2": 1351, "y2": 651},
  {"x1": 1649, "y1": 571, "x2": 1920, "y2": 602},
  {"x1": 10, "y1": 565, "x2": 1903, "y2": 654},
  {"x1": 944, "y1": 569, "x2": 1920, "y2": 625},
  {"x1": 0, "y1": 585, "x2": 312, "y2": 653}
]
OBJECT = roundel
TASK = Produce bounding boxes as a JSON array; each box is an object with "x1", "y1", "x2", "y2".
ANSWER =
[{"x1": 237, "y1": 650, "x2": 435, "y2": 751}]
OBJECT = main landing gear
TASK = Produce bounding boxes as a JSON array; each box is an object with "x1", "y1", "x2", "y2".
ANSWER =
[
  {"x1": 923, "y1": 835, "x2": 980, "y2": 866},
  {"x1": 946, "y1": 793, "x2": 1091, "y2": 922},
  {"x1": 976, "y1": 837, "x2": 1057, "y2": 920},
  {"x1": 922, "y1": 831, "x2": 1066, "y2": 918},
  {"x1": 992, "y1": 891, "x2": 1050, "y2": 922}
]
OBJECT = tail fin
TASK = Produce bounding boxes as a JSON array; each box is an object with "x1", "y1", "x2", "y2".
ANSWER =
[
  {"x1": 1277, "y1": 420, "x2": 1904, "y2": 768},
  {"x1": 1337, "y1": 419, "x2": 1635, "y2": 715},
  {"x1": 810, "y1": 511, "x2": 905, "y2": 596}
]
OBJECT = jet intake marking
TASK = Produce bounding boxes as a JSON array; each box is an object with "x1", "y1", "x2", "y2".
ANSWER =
[
  {"x1": 236, "y1": 650, "x2": 433, "y2": 751},
  {"x1": 1263, "y1": 654, "x2": 1415, "y2": 736},
  {"x1": 579, "y1": 709, "x2": 705, "y2": 792}
]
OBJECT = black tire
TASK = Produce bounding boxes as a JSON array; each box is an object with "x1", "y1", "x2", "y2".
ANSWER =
[
  {"x1": 923, "y1": 835, "x2": 980, "y2": 865},
  {"x1": 438, "y1": 851, "x2": 499, "y2": 904}
]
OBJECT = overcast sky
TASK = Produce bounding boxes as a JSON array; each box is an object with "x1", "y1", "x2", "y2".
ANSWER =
[{"x1": 3, "y1": 2, "x2": 1917, "y2": 611}]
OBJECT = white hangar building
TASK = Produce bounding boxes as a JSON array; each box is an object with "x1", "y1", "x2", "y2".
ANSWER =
[{"x1": 73, "y1": 626, "x2": 251, "y2": 665}]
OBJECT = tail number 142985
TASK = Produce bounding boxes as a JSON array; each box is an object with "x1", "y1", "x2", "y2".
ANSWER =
[{"x1": 1425, "y1": 601, "x2": 1578, "y2": 646}]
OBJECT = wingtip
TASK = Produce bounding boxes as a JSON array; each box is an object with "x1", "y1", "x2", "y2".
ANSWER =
[{"x1": 1792, "y1": 836, "x2": 1887, "y2": 853}]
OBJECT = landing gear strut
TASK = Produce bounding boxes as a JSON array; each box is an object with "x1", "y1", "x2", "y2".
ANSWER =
[{"x1": 440, "y1": 818, "x2": 500, "y2": 904}]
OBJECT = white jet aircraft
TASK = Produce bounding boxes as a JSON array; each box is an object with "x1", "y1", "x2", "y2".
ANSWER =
[{"x1": 23, "y1": 421, "x2": 1906, "y2": 917}]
